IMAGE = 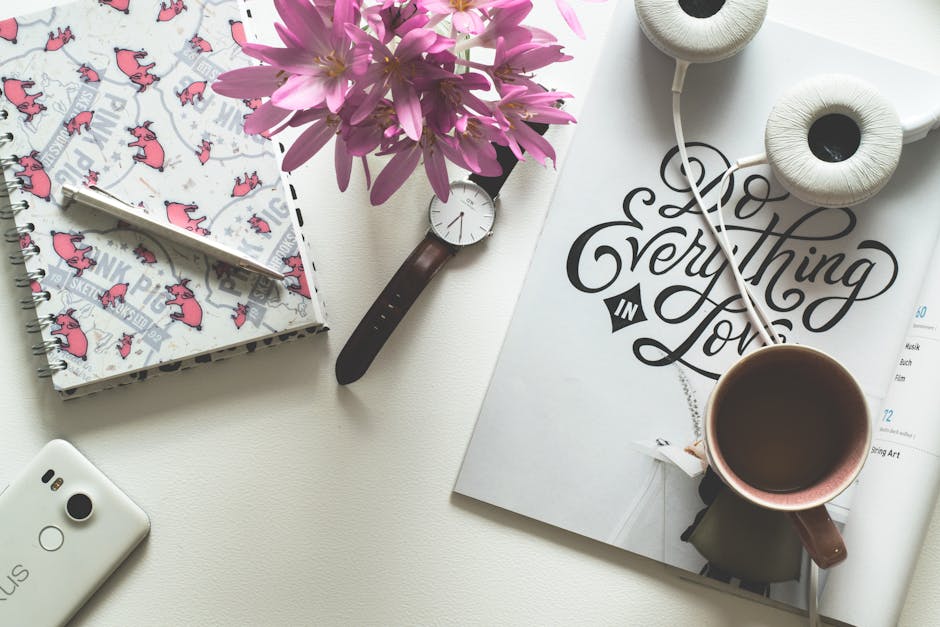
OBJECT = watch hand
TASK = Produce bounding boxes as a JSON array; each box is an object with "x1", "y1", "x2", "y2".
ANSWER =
[
  {"x1": 459, "y1": 214, "x2": 463, "y2": 241},
  {"x1": 447, "y1": 211, "x2": 464, "y2": 228}
]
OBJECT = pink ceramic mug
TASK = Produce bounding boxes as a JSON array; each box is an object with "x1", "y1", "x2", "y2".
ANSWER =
[{"x1": 704, "y1": 344, "x2": 871, "y2": 568}]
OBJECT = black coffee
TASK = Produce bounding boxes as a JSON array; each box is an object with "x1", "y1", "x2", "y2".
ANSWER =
[{"x1": 714, "y1": 352, "x2": 848, "y2": 493}]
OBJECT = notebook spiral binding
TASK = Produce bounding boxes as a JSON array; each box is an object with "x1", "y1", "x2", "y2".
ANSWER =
[{"x1": 0, "y1": 107, "x2": 68, "y2": 376}]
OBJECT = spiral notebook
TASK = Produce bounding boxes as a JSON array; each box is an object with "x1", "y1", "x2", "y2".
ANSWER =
[{"x1": 0, "y1": 0, "x2": 327, "y2": 398}]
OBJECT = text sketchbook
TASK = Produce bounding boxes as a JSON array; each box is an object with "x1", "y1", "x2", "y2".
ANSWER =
[
  {"x1": 455, "y1": 3, "x2": 940, "y2": 625},
  {"x1": 0, "y1": 0, "x2": 326, "y2": 397}
]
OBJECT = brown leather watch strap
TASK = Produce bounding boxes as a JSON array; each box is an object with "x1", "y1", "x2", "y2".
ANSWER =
[{"x1": 335, "y1": 234, "x2": 457, "y2": 384}]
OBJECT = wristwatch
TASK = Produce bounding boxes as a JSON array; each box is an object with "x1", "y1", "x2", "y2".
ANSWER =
[{"x1": 335, "y1": 122, "x2": 550, "y2": 385}]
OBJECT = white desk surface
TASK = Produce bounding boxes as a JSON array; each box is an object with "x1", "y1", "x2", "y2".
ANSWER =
[{"x1": 4, "y1": 1, "x2": 940, "y2": 625}]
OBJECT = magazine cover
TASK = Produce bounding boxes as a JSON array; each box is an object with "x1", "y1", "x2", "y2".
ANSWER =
[{"x1": 455, "y1": 2, "x2": 940, "y2": 621}]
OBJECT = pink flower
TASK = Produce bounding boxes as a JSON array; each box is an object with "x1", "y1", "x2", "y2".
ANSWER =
[
  {"x1": 492, "y1": 85, "x2": 575, "y2": 165},
  {"x1": 421, "y1": 0, "x2": 527, "y2": 35},
  {"x1": 490, "y1": 37, "x2": 572, "y2": 90},
  {"x1": 554, "y1": 0, "x2": 606, "y2": 39},
  {"x1": 238, "y1": 0, "x2": 370, "y2": 113},
  {"x1": 347, "y1": 27, "x2": 455, "y2": 141},
  {"x1": 371, "y1": 127, "x2": 455, "y2": 204}
]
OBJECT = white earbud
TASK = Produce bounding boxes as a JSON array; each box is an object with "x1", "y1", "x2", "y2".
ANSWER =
[
  {"x1": 635, "y1": 0, "x2": 769, "y2": 65},
  {"x1": 764, "y1": 74, "x2": 903, "y2": 209}
]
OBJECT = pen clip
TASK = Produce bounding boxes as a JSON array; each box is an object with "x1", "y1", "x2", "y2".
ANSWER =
[{"x1": 87, "y1": 185, "x2": 137, "y2": 209}]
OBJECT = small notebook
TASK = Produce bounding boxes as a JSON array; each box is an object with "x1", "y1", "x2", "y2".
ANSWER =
[{"x1": 0, "y1": 0, "x2": 327, "y2": 398}]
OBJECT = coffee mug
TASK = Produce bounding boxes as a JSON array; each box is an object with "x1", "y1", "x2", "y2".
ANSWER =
[{"x1": 704, "y1": 344, "x2": 871, "y2": 568}]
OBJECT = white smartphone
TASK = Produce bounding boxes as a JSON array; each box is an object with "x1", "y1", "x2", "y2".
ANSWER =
[{"x1": 0, "y1": 439, "x2": 150, "y2": 627}]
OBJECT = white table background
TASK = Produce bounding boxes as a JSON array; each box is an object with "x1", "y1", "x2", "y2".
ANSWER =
[{"x1": 3, "y1": 1, "x2": 940, "y2": 625}]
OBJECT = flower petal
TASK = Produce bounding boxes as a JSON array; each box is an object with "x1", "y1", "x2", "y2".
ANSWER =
[
  {"x1": 212, "y1": 66, "x2": 284, "y2": 98},
  {"x1": 271, "y1": 74, "x2": 328, "y2": 110},
  {"x1": 335, "y1": 138, "x2": 352, "y2": 192},
  {"x1": 282, "y1": 120, "x2": 336, "y2": 171},
  {"x1": 555, "y1": 0, "x2": 586, "y2": 39},
  {"x1": 244, "y1": 100, "x2": 292, "y2": 135},
  {"x1": 391, "y1": 80, "x2": 423, "y2": 141},
  {"x1": 371, "y1": 143, "x2": 421, "y2": 205}
]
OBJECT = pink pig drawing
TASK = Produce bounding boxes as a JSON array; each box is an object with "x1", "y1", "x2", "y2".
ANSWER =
[
  {"x1": 177, "y1": 81, "x2": 206, "y2": 106},
  {"x1": 52, "y1": 309, "x2": 88, "y2": 360},
  {"x1": 166, "y1": 279, "x2": 203, "y2": 330},
  {"x1": 99, "y1": 282, "x2": 129, "y2": 308},
  {"x1": 133, "y1": 244, "x2": 156, "y2": 264},
  {"x1": 189, "y1": 35, "x2": 212, "y2": 54},
  {"x1": 19, "y1": 233, "x2": 32, "y2": 249},
  {"x1": 248, "y1": 214, "x2": 271, "y2": 234},
  {"x1": 45, "y1": 27, "x2": 75, "y2": 52},
  {"x1": 157, "y1": 0, "x2": 187, "y2": 22},
  {"x1": 196, "y1": 139, "x2": 211, "y2": 165},
  {"x1": 16, "y1": 152, "x2": 51, "y2": 201},
  {"x1": 0, "y1": 18, "x2": 18, "y2": 44},
  {"x1": 30, "y1": 279, "x2": 41, "y2": 293},
  {"x1": 165, "y1": 201, "x2": 210, "y2": 236},
  {"x1": 83, "y1": 169, "x2": 99, "y2": 187},
  {"x1": 283, "y1": 254, "x2": 311, "y2": 299},
  {"x1": 52, "y1": 231, "x2": 96, "y2": 276},
  {"x1": 77, "y1": 64, "x2": 99, "y2": 83},
  {"x1": 232, "y1": 303, "x2": 248, "y2": 329},
  {"x1": 127, "y1": 121, "x2": 165, "y2": 171},
  {"x1": 64, "y1": 110, "x2": 94, "y2": 136},
  {"x1": 99, "y1": 0, "x2": 130, "y2": 14},
  {"x1": 229, "y1": 20, "x2": 246, "y2": 47},
  {"x1": 117, "y1": 333, "x2": 133, "y2": 359},
  {"x1": 114, "y1": 48, "x2": 160, "y2": 92},
  {"x1": 232, "y1": 171, "x2": 261, "y2": 197},
  {"x1": 3, "y1": 78, "x2": 47, "y2": 123}
]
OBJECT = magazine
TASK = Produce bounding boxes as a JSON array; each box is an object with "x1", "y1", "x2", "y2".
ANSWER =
[{"x1": 454, "y1": 3, "x2": 940, "y2": 624}]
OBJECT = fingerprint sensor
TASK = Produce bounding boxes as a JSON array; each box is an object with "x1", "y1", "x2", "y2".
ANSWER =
[{"x1": 39, "y1": 525, "x2": 64, "y2": 552}]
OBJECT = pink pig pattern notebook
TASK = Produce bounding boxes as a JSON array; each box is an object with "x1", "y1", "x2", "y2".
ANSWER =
[{"x1": 0, "y1": 0, "x2": 327, "y2": 398}]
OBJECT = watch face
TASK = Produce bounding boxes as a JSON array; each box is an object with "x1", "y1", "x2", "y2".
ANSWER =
[{"x1": 428, "y1": 181, "x2": 496, "y2": 247}]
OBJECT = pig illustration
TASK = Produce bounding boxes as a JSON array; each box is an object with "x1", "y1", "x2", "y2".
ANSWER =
[
  {"x1": 282, "y1": 254, "x2": 311, "y2": 299},
  {"x1": 99, "y1": 282, "x2": 129, "y2": 308},
  {"x1": 177, "y1": 81, "x2": 206, "y2": 106},
  {"x1": 196, "y1": 139, "x2": 211, "y2": 165},
  {"x1": 232, "y1": 171, "x2": 261, "y2": 197},
  {"x1": 229, "y1": 20, "x2": 246, "y2": 47},
  {"x1": 166, "y1": 279, "x2": 203, "y2": 330},
  {"x1": 51, "y1": 309, "x2": 88, "y2": 360},
  {"x1": 45, "y1": 27, "x2": 75, "y2": 52},
  {"x1": 127, "y1": 121, "x2": 165, "y2": 171},
  {"x1": 157, "y1": 0, "x2": 187, "y2": 22},
  {"x1": 133, "y1": 244, "x2": 156, "y2": 264},
  {"x1": 64, "y1": 110, "x2": 94, "y2": 136},
  {"x1": 232, "y1": 303, "x2": 248, "y2": 329},
  {"x1": 83, "y1": 169, "x2": 99, "y2": 187},
  {"x1": 99, "y1": 0, "x2": 130, "y2": 14},
  {"x1": 16, "y1": 152, "x2": 51, "y2": 201},
  {"x1": 165, "y1": 201, "x2": 210, "y2": 236},
  {"x1": 19, "y1": 233, "x2": 32, "y2": 249},
  {"x1": 52, "y1": 231, "x2": 96, "y2": 276},
  {"x1": 30, "y1": 279, "x2": 41, "y2": 293},
  {"x1": 114, "y1": 48, "x2": 160, "y2": 92},
  {"x1": 189, "y1": 35, "x2": 212, "y2": 54},
  {"x1": 248, "y1": 214, "x2": 271, "y2": 234},
  {"x1": 2, "y1": 78, "x2": 47, "y2": 123},
  {"x1": 0, "y1": 18, "x2": 18, "y2": 44},
  {"x1": 77, "y1": 64, "x2": 99, "y2": 83},
  {"x1": 118, "y1": 333, "x2": 133, "y2": 359}
]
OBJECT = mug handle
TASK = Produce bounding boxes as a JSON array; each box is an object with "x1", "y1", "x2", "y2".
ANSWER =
[{"x1": 787, "y1": 506, "x2": 847, "y2": 569}]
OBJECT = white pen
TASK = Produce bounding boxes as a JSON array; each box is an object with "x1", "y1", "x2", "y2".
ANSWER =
[{"x1": 61, "y1": 184, "x2": 285, "y2": 281}]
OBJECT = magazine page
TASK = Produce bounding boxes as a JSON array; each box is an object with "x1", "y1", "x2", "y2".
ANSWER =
[
  {"x1": 820, "y1": 235, "x2": 940, "y2": 625},
  {"x1": 455, "y1": 0, "x2": 940, "y2": 618}
]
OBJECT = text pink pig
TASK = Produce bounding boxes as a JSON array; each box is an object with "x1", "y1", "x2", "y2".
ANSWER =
[
  {"x1": 165, "y1": 201, "x2": 210, "y2": 236},
  {"x1": 51, "y1": 309, "x2": 88, "y2": 360},
  {"x1": 114, "y1": 48, "x2": 160, "y2": 92},
  {"x1": 166, "y1": 279, "x2": 203, "y2": 330},
  {"x1": 52, "y1": 231, "x2": 96, "y2": 276},
  {"x1": 3, "y1": 78, "x2": 46, "y2": 123},
  {"x1": 99, "y1": 282, "x2": 129, "y2": 308},
  {"x1": 16, "y1": 152, "x2": 51, "y2": 201}
]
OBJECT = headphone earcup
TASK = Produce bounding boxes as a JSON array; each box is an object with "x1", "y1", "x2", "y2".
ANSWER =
[
  {"x1": 765, "y1": 75, "x2": 903, "y2": 209},
  {"x1": 634, "y1": 0, "x2": 768, "y2": 64}
]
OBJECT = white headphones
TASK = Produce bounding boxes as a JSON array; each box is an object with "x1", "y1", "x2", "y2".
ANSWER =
[{"x1": 634, "y1": 0, "x2": 940, "y2": 209}]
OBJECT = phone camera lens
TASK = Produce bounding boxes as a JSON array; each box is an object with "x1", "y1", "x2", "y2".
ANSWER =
[{"x1": 66, "y1": 493, "x2": 93, "y2": 522}]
